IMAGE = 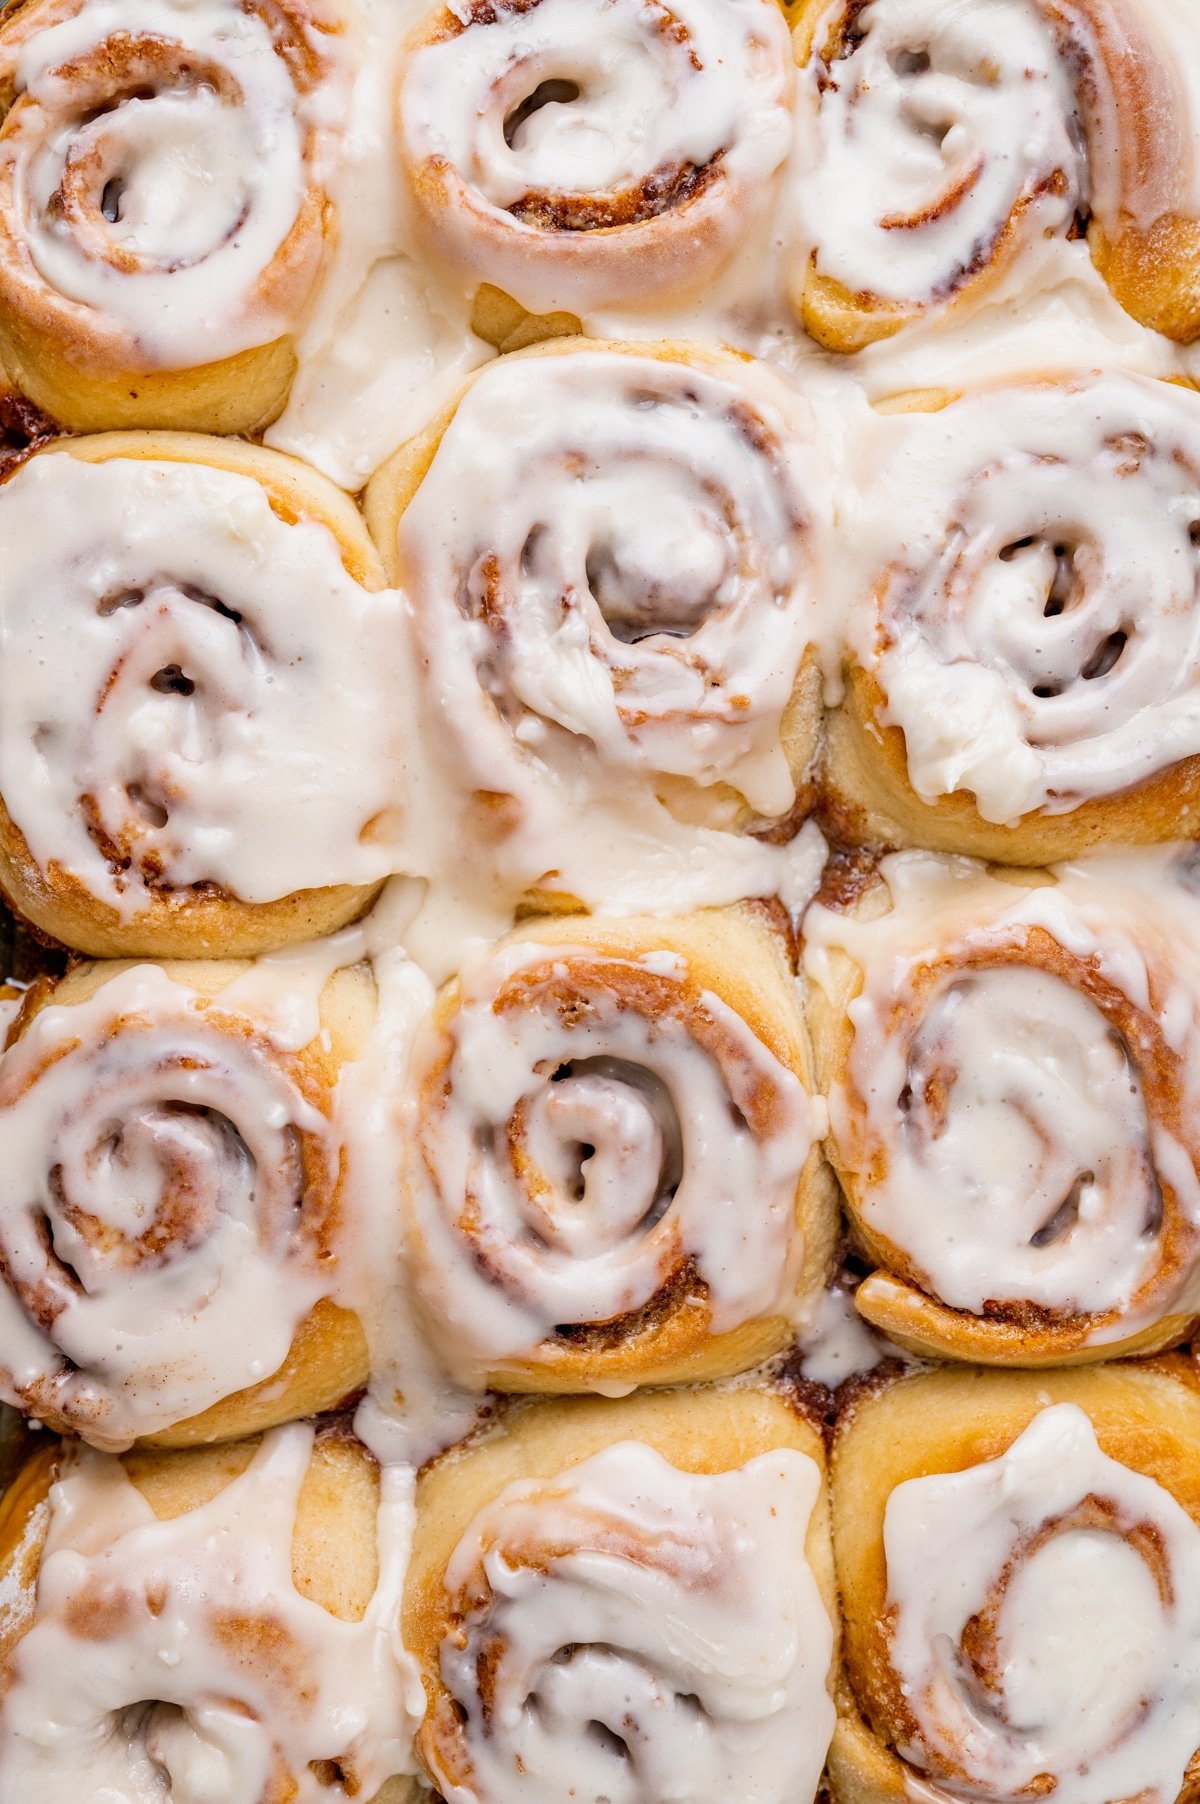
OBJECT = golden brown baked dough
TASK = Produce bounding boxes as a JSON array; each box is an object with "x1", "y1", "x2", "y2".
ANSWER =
[
  {"x1": 0, "y1": 956, "x2": 375, "y2": 1447},
  {"x1": 806, "y1": 853, "x2": 1200, "y2": 1365},
  {"x1": 406, "y1": 1380, "x2": 837, "y2": 1803},
  {"x1": 0, "y1": 430, "x2": 388, "y2": 959},
  {"x1": 0, "y1": 0, "x2": 345, "y2": 434},
  {"x1": 821, "y1": 374, "x2": 1200, "y2": 862},
  {"x1": 829, "y1": 1361, "x2": 1200, "y2": 1804},
  {"x1": 0, "y1": 1422, "x2": 421, "y2": 1802},
  {"x1": 365, "y1": 336, "x2": 825, "y2": 842},
  {"x1": 405, "y1": 905, "x2": 838, "y2": 1391},
  {"x1": 791, "y1": 0, "x2": 1200, "y2": 352}
]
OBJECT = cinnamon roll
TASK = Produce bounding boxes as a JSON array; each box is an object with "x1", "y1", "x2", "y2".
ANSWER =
[
  {"x1": 403, "y1": 907, "x2": 837, "y2": 1391},
  {"x1": 0, "y1": 1420, "x2": 423, "y2": 1800},
  {"x1": 0, "y1": 432, "x2": 402, "y2": 959},
  {"x1": 0, "y1": 954, "x2": 375, "y2": 1449},
  {"x1": 0, "y1": 0, "x2": 348, "y2": 435},
  {"x1": 829, "y1": 1362, "x2": 1200, "y2": 1804},
  {"x1": 406, "y1": 1382, "x2": 837, "y2": 1804},
  {"x1": 395, "y1": 0, "x2": 794, "y2": 318},
  {"x1": 825, "y1": 373, "x2": 1200, "y2": 862},
  {"x1": 804, "y1": 850, "x2": 1200, "y2": 1364},
  {"x1": 790, "y1": 0, "x2": 1200, "y2": 350},
  {"x1": 365, "y1": 340, "x2": 828, "y2": 852}
]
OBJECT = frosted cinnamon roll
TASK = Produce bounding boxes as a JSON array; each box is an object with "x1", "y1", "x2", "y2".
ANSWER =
[
  {"x1": 0, "y1": 955, "x2": 375, "y2": 1449},
  {"x1": 0, "y1": 1421, "x2": 423, "y2": 1801},
  {"x1": 825, "y1": 373, "x2": 1200, "y2": 862},
  {"x1": 829, "y1": 1363, "x2": 1200, "y2": 1804},
  {"x1": 395, "y1": 0, "x2": 794, "y2": 317},
  {"x1": 790, "y1": 0, "x2": 1200, "y2": 350},
  {"x1": 406, "y1": 1383, "x2": 837, "y2": 1804},
  {"x1": 365, "y1": 341, "x2": 828, "y2": 841},
  {"x1": 403, "y1": 907, "x2": 836, "y2": 1392},
  {"x1": 804, "y1": 850, "x2": 1200, "y2": 1364},
  {"x1": 0, "y1": 0, "x2": 348, "y2": 434},
  {"x1": 0, "y1": 433, "x2": 402, "y2": 959}
]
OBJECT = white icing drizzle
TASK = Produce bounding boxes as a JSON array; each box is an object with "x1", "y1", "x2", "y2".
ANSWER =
[
  {"x1": 0, "y1": 452, "x2": 406, "y2": 915},
  {"x1": 0, "y1": 1424, "x2": 425, "y2": 1802},
  {"x1": 845, "y1": 372, "x2": 1200, "y2": 822},
  {"x1": 396, "y1": 0, "x2": 794, "y2": 317},
  {"x1": 0, "y1": 963, "x2": 350, "y2": 1448},
  {"x1": 883, "y1": 1403, "x2": 1200, "y2": 1804},
  {"x1": 803, "y1": 850, "x2": 1200, "y2": 1336},
  {"x1": 393, "y1": 347, "x2": 827, "y2": 820},
  {"x1": 264, "y1": 0, "x2": 493, "y2": 492},
  {"x1": 337, "y1": 918, "x2": 486, "y2": 1467},
  {"x1": 427, "y1": 1440, "x2": 835, "y2": 1804},
  {"x1": 0, "y1": 0, "x2": 347, "y2": 366},
  {"x1": 798, "y1": 1283, "x2": 889, "y2": 1387},
  {"x1": 405, "y1": 935, "x2": 819, "y2": 1383},
  {"x1": 201, "y1": 884, "x2": 489, "y2": 1466}
]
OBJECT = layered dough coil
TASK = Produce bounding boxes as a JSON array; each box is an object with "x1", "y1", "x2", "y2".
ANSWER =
[
  {"x1": 0, "y1": 0, "x2": 348, "y2": 434},
  {"x1": 791, "y1": 0, "x2": 1200, "y2": 350},
  {"x1": 365, "y1": 339, "x2": 829, "y2": 848},
  {"x1": 0, "y1": 955, "x2": 375, "y2": 1449},
  {"x1": 405, "y1": 1383, "x2": 837, "y2": 1804},
  {"x1": 0, "y1": 1420, "x2": 423, "y2": 1801},
  {"x1": 829, "y1": 1363, "x2": 1200, "y2": 1804},
  {"x1": 804, "y1": 851, "x2": 1200, "y2": 1364},
  {"x1": 826, "y1": 372, "x2": 1200, "y2": 862},
  {"x1": 395, "y1": 0, "x2": 794, "y2": 318},
  {"x1": 404, "y1": 907, "x2": 837, "y2": 1391},
  {"x1": 0, "y1": 432, "x2": 404, "y2": 959}
]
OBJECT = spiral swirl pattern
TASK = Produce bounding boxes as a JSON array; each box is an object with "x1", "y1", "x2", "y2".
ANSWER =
[
  {"x1": 424, "y1": 1441, "x2": 834, "y2": 1804},
  {"x1": 0, "y1": 450, "x2": 401, "y2": 924},
  {"x1": 792, "y1": 0, "x2": 1200, "y2": 343},
  {"x1": 0, "y1": 0, "x2": 342, "y2": 370},
  {"x1": 881, "y1": 1404, "x2": 1200, "y2": 1804},
  {"x1": 807, "y1": 854, "x2": 1200, "y2": 1352},
  {"x1": 397, "y1": 0, "x2": 793, "y2": 314},
  {"x1": 856, "y1": 374, "x2": 1200, "y2": 824},
  {"x1": 0, "y1": 1425, "x2": 420, "y2": 1801},
  {"x1": 393, "y1": 348, "x2": 824, "y2": 820},
  {"x1": 0, "y1": 964, "x2": 343, "y2": 1446},
  {"x1": 407, "y1": 932, "x2": 817, "y2": 1381}
]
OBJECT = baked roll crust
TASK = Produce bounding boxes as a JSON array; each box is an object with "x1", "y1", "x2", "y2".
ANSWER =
[
  {"x1": 824, "y1": 374, "x2": 1200, "y2": 862},
  {"x1": 404, "y1": 906, "x2": 838, "y2": 1391},
  {"x1": 805, "y1": 851, "x2": 1200, "y2": 1364},
  {"x1": 791, "y1": 0, "x2": 1200, "y2": 350},
  {"x1": 0, "y1": 955, "x2": 377, "y2": 1448},
  {"x1": 0, "y1": 430, "x2": 398, "y2": 958},
  {"x1": 829, "y1": 1361, "x2": 1200, "y2": 1804},
  {"x1": 0, "y1": 1420, "x2": 422, "y2": 1800},
  {"x1": 406, "y1": 1381, "x2": 837, "y2": 1804}
]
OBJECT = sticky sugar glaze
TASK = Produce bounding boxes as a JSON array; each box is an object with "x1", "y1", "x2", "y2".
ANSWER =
[
  {"x1": 0, "y1": 451, "x2": 405, "y2": 919},
  {"x1": 0, "y1": 962, "x2": 357, "y2": 1448},
  {"x1": 397, "y1": 0, "x2": 794, "y2": 316},
  {"x1": 805, "y1": 851, "x2": 1200, "y2": 1348},
  {"x1": 0, "y1": 1424, "x2": 423, "y2": 1802},
  {"x1": 422, "y1": 1440, "x2": 835, "y2": 1804},
  {"x1": 0, "y1": 0, "x2": 347, "y2": 369},
  {"x1": 845, "y1": 372, "x2": 1200, "y2": 823},
  {"x1": 882, "y1": 1404, "x2": 1200, "y2": 1804},
  {"x1": 405, "y1": 932, "x2": 822, "y2": 1384}
]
